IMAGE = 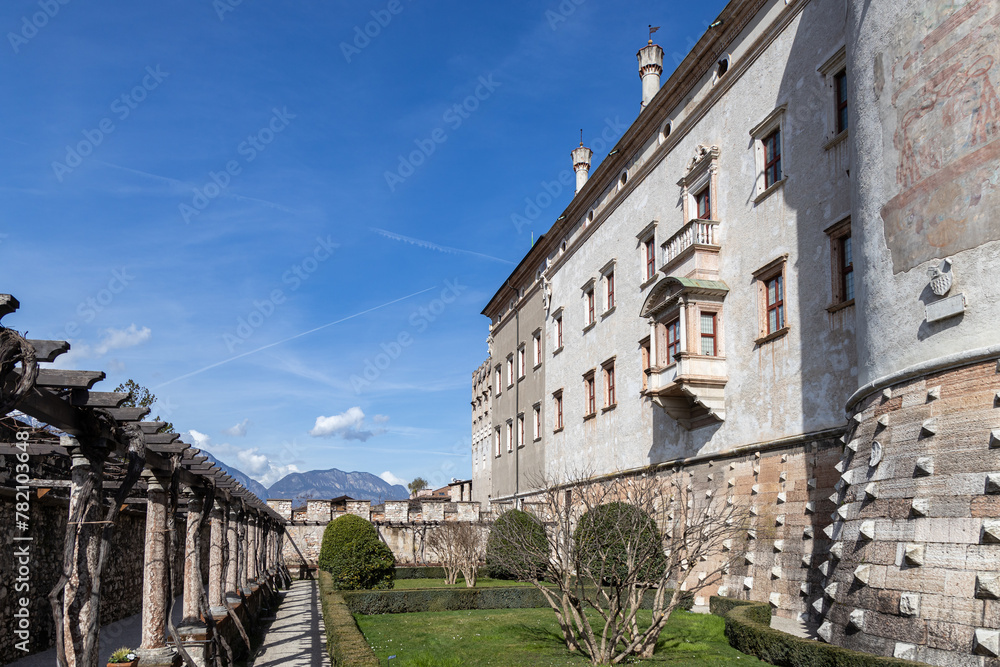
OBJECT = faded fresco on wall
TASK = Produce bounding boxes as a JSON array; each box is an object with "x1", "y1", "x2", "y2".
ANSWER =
[{"x1": 878, "y1": 0, "x2": 1000, "y2": 274}]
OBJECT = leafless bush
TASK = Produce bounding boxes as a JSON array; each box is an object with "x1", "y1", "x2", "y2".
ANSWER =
[
  {"x1": 488, "y1": 468, "x2": 748, "y2": 664},
  {"x1": 426, "y1": 522, "x2": 485, "y2": 587}
]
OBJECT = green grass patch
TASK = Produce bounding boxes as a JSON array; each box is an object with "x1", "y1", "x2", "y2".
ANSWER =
[{"x1": 355, "y1": 607, "x2": 766, "y2": 666}]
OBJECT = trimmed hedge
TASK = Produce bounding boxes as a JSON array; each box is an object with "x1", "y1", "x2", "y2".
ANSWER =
[
  {"x1": 712, "y1": 597, "x2": 924, "y2": 667},
  {"x1": 484, "y1": 509, "x2": 549, "y2": 580},
  {"x1": 317, "y1": 570, "x2": 379, "y2": 667},
  {"x1": 344, "y1": 585, "x2": 693, "y2": 615},
  {"x1": 342, "y1": 586, "x2": 548, "y2": 614},
  {"x1": 395, "y1": 566, "x2": 447, "y2": 579},
  {"x1": 319, "y1": 514, "x2": 395, "y2": 590}
]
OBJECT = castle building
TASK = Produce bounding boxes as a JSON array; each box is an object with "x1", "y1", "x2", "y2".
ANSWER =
[{"x1": 472, "y1": 0, "x2": 1000, "y2": 663}]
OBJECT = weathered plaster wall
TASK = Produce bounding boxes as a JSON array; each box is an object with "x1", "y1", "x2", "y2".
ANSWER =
[
  {"x1": 471, "y1": 360, "x2": 492, "y2": 505},
  {"x1": 490, "y1": 283, "x2": 546, "y2": 500},
  {"x1": 544, "y1": 0, "x2": 855, "y2": 481},
  {"x1": 847, "y1": 0, "x2": 1000, "y2": 390}
]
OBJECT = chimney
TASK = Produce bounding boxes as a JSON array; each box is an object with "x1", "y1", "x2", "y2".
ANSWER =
[
  {"x1": 637, "y1": 40, "x2": 664, "y2": 109},
  {"x1": 571, "y1": 136, "x2": 593, "y2": 194}
]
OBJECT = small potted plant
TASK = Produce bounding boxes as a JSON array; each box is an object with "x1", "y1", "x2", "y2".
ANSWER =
[{"x1": 108, "y1": 648, "x2": 138, "y2": 667}]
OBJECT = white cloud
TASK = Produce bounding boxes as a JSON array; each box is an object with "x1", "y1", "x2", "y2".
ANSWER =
[
  {"x1": 309, "y1": 407, "x2": 386, "y2": 441},
  {"x1": 56, "y1": 324, "x2": 152, "y2": 368},
  {"x1": 380, "y1": 471, "x2": 407, "y2": 487},
  {"x1": 183, "y1": 428, "x2": 299, "y2": 487},
  {"x1": 373, "y1": 414, "x2": 390, "y2": 424},
  {"x1": 223, "y1": 419, "x2": 250, "y2": 437}
]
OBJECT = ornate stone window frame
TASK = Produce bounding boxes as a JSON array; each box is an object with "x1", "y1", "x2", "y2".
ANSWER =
[
  {"x1": 750, "y1": 104, "x2": 787, "y2": 203},
  {"x1": 678, "y1": 145, "x2": 720, "y2": 224},
  {"x1": 600, "y1": 259, "x2": 617, "y2": 316},
  {"x1": 636, "y1": 220, "x2": 658, "y2": 288}
]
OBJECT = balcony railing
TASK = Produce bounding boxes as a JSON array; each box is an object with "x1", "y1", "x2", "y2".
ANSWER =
[{"x1": 662, "y1": 220, "x2": 719, "y2": 264}]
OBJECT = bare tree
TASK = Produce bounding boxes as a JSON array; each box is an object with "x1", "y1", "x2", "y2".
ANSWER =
[
  {"x1": 488, "y1": 468, "x2": 747, "y2": 665},
  {"x1": 425, "y1": 522, "x2": 486, "y2": 587}
]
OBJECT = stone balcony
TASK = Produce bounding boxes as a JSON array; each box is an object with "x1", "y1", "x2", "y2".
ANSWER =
[
  {"x1": 660, "y1": 219, "x2": 720, "y2": 280},
  {"x1": 647, "y1": 352, "x2": 727, "y2": 429}
]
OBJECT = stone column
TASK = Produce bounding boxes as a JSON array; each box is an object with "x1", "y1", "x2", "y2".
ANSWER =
[
  {"x1": 137, "y1": 470, "x2": 177, "y2": 665},
  {"x1": 247, "y1": 513, "x2": 258, "y2": 583},
  {"x1": 208, "y1": 497, "x2": 226, "y2": 612},
  {"x1": 181, "y1": 486, "x2": 205, "y2": 626},
  {"x1": 238, "y1": 510, "x2": 250, "y2": 595},
  {"x1": 226, "y1": 504, "x2": 240, "y2": 601}
]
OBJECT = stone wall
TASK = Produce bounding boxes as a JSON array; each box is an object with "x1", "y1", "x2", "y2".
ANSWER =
[
  {"x1": 0, "y1": 463, "x2": 188, "y2": 664},
  {"x1": 276, "y1": 499, "x2": 490, "y2": 569},
  {"x1": 818, "y1": 359, "x2": 1000, "y2": 664}
]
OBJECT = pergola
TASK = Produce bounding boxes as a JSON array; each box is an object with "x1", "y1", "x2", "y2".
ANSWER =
[{"x1": 0, "y1": 294, "x2": 288, "y2": 667}]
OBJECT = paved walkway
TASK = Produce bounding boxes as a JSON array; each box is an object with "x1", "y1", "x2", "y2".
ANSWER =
[{"x1": 251, "y1": 581, "x2": 330, "y2": 667}]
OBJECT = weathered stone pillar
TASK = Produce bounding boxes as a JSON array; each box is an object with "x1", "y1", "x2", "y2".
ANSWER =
[
  {"x1": 225, "y1": 504, "x2": 240, "y2": 601},
  {"x1": 247, "y1": 513, "x2": 258, "y2": 583},
  {"x1": 138, "y1": 471, "x2": 174, "y2": 663},
  {"x1": 238, "y1": 510, "x2": 250, "y2": 595},
  {"x1": 208, "y1": 497, "x2": 226, "y2": 612},
  {"x1": 181, "y1": 486, "x2": 205, "y2": 626}
]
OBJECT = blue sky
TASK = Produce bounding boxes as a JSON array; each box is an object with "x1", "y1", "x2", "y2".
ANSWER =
[{"x1": 1, "y1": 0, "x2": 728, "y2": 491}]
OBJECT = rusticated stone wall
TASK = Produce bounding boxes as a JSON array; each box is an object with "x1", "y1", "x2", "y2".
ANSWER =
[{"x1": 817, "y1": 359, "x2": 1000, "y2": 665}]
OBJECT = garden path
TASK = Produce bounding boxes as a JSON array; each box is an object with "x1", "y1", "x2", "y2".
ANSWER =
[{"x1": 251, "y1": 580, "x2": 330, "y2": 667}]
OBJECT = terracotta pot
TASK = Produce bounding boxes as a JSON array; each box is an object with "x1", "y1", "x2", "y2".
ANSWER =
[{"x1": 108, "y1": 658, "x2": 138, "y2": 667}]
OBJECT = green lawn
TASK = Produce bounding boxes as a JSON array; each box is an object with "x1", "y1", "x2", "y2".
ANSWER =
[
  {"x1": 392, "y1": 577, "x2": 542, "y2": 590},
  {"x1": 354, "y1": 607, "x2": 766, "y2": 666}
]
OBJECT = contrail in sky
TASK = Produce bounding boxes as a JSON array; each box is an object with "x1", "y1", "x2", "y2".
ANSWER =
[
  {"x1": 371, "y1": 227, "x2": 515, "y2": 264},
  {"x1": 156, "y1": 287, "x2": 436, "y2": 388}
]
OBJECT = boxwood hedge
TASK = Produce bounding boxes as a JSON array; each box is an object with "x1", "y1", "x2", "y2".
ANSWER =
[
  {"x1": 711, "y1": 597, "x2": 924, "y2": 667},
  {"x1": 317, "y1": 570, "x2": 379, "y2": 666},
  {"x1": 395, "y1": 566, "x2": 447, "y2": 579}
]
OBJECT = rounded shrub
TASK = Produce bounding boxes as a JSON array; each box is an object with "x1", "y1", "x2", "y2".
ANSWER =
[
  {"x1": 484, "y1": 509, "x2": 549, "y2": 581},
  {"x1": 319, "y1": 514, "x2": 395, "y2": 590},
  {"x1": 573, "y1": 502, "x2": 665, "y2": 585}
]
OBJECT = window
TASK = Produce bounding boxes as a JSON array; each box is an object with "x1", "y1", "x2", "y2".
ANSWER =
[
  {"x1": 645, "y1": 238, "x2": 656, "y2": 280},
  {"x1": 554, "y1": 313, "x2": 563, "y2": 350},
  {"x1": 750, "y1": 105, "x2": 786, "y2": 201},
  {"x1": 603, "y1": 360, "x2": 616, "y2": 407},
  {"x1": 700, "y1": 312, "x2": 717, "y2": 356},
  {"x1": 494, "y1": 366, "x2": 502, "y2": 396},
  {"x1": 666, "y1": 318, "x2": 681, "y2": 362},
  {"x1": 554, "y1": 391, "x2": 564, "y2": 431},
  {"x1": 695, "y1": 187, "x2": 711, "y2": 220},
  {"x1": 584, "y1": 372, "x2": 596, "y2": 417},
  {"x1": 517, "y1": 414, "x2": 524, "y2": 448},
  {"x1": 606, "y1": 271, "x2": 615, "y2": 310},
  {"x1": 640, "y1": 338, "x2": 651, "y2": 391},
  {"x1": 763, "y1": 129, "x2": 782, "y2": 188},
  {"x1": 825, "y1": 218, "x2": 854, "y2": 308},
  {"x1": 494, "y1": 427, "x2": 501, "y2": 457},
  {"x1": 766, "y1": 275, "x2": 784, "y2": 333},
  {"x1": 518, "y1": 346, "x2": 526, "y2": 379},
  {"x1": 506, "y1": 420, "x2": 513, "y2": 452},
  {"x1": 533, "y1": 331, "x2": 542, "y2": 366},
  {"x1": 586, "y1": 289, "x2": 595, "y2": 325},
  {"x1": 533, "y1": 404, "x2": 541, "y2": 440},
  {"x1": 506, "y1": 356, "x2": 514, "y2": 388},
  {"x1": 835, "y1": 70, "x2": 848, "y2": 134},
  {"x1": 716, "y1": 55, "x2": 730, "y2": 79}
]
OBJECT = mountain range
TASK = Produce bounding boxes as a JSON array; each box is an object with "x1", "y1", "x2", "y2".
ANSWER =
[{"x1": 201, "y1": 453, "x2": 408, "y2": 505}]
